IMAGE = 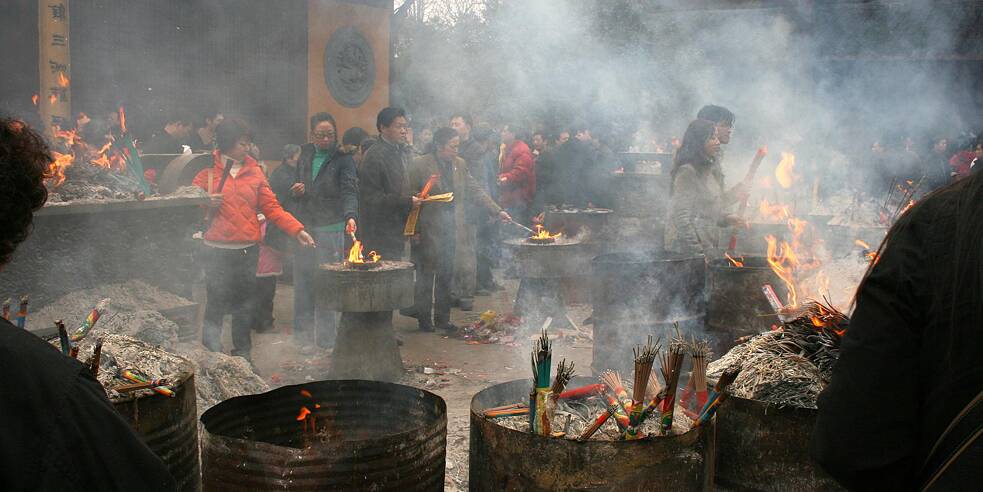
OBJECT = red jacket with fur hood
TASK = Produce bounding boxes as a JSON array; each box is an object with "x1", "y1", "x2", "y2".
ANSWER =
[{"x1": 192, "y1": 152, "x2": 305, "y2": 243}]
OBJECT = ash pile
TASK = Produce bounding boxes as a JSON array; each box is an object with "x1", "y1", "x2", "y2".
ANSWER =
[
  {"x1": 482, "y1": 330, "x2": 736, "y2": 441},
  {"x1": 45, "y1": 157, "x2": 145, "y2": 203},
  {"x1": 707, "y1": 300, "x2": 849, "y2": 409},
  {"x1": 35, "y1": 281, "x2": 269, "y2": 414}
]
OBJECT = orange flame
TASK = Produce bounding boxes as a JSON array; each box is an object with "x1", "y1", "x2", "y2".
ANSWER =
[
  {"x1": 300, "y1": 389, "x2": 312, "y2": 398},
  {"x1": 118, "y1": 106, "x2": 127, "y2": 133},
  {"x1": 296, "y1": 406, "x2": 311, "y2": 421},
  {"x1": 759, "y1": 199, "x2": 790, "y2": 222},
  {"x1": 57, "y1": 72, "x2": 70, "y2": 88},
  {"x1": 49, "y1": 94, "x2": 58, "y2": 105},
  {"x1": 347, "y1": 239, "x2": 380, "y2": 264},
  {"x1": 775, "y1": 152, "x2": 796, "y2": 188},
  {"x1": 47, "y1": 151, "x2": 74, "y2": 187},
  {"x1": 532, "y1": 224, "x2": 561, "y2": 240},
  {"x1": 725, "y1": 252, "x2": 744, "y2": 267},
  {"x1": 766, "y1": 235, "x2": 799, "y2": 306},
  {"x1": 31, "y1": 94, "x2": 39, "y2": 106},
  {"x1": 854, "y1": 239, "x2": 871, "y2": 249}
]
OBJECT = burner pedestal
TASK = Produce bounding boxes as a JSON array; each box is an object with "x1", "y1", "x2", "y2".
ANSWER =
[
  {"x1": 505, "y1": 238, "x2": 593, "y2": 330},
  {"x1": 318, "y1": 261, "x2": 414, "y2": 382}
]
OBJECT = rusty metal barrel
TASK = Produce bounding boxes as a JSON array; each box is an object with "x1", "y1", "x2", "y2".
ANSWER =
[
  {"x1": 705, "y1": 256, "x2": 788, "y2": 356},
  {"x1": 470, "y1": 377, "x2": 715, "y2": 491},
  {"x1": 591, "y1": 251, "x2": 706, "y2": 375},
  {"x1": 715, "y1": 396, "x2": 843, "y2": 491},
  {"x1": 112, "y1": 361, "x2": 200, "y2": 491},
  {"x1": 200, "y1": 379, "x2": 447, "y2": 491}
]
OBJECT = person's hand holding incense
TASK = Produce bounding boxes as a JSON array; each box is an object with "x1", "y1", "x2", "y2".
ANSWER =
[
  {"x1": 499, "y1": 210, "x2": 512, "y2": 224},
  {"x1": 290, "y1": 182, "x2": 305, "y2": 196}
]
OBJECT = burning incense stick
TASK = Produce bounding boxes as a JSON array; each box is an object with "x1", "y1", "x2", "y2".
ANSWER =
[
  {"x1": 15, "y1": 295, "x2": 28, "y2": 329},
  {"x1": 690, "y1": 338, "x2": 711, "y2": 410},
  {"x1": 56, "y1": 320, "x2": 71, "y2": 356},
  {"x1": 695, "y1": 367, "x2": 741, "y2": 427},
  {"x1": 551, "y1": 359, "x2": 575, "y2": 396},
  {"x1": 70, "y1": 298, "x2": 110, "y2": 342},
  {"x1": 658, "y1": 329, "x2": 686, "y2": 434},
  {"x1": 600, "y1": 371, "x2": 630, "y2": 417}
]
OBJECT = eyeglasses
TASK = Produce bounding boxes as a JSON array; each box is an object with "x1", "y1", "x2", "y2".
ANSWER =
[{"x1": 312, "y1": 131, "x2": 336, "y2": 139}]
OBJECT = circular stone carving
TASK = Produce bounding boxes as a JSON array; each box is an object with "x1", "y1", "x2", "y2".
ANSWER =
[{"x1": 323, "y1": 27, "x2": 375, "y2": 108}]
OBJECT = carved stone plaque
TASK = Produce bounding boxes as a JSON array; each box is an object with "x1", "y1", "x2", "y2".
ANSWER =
[{"x1": 323, "y1": 27, "x2": 375, "y2": 108}]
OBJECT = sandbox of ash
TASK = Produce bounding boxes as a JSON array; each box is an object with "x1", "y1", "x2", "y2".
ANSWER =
[
  {"x1": 35, "y1": 280, "x2": 269, "y2": 414},
  {"x1": 706, "y1": 301, "x2": 848, "y2": 409}
]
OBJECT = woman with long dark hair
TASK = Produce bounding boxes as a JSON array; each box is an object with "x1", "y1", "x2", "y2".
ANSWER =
[
  {"x1": 812, "y1": 171, "x2": 983, "y2": 490},
  {"x1": 664, "y1": 119, "x2": 744, "y2": 256}
]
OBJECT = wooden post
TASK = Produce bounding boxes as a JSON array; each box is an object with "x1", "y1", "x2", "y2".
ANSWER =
[{"x1": 39, "y1": 0, "x2": 71, "y2": 134}]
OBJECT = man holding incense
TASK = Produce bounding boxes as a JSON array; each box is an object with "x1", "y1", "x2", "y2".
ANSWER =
[
  {"x1": 0, "y1": 117, "x2": 176, "y2": 490},
  {"x1": 358, "y1": 107, "x2": 419, "y2": 260},
  {"x1": 408, "y1": 127, "x2": 510, "y2": 332}
]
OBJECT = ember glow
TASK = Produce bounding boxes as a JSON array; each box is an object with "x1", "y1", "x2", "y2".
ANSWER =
[
  {"x1": 758, "y1": 199, "x2": 790, "y2": 222},
  {"x1": 725, "y1": 252, "x2": 745, "y2": 267},
  {"x1": 31, "y1": 94, "x2": 39, "y2": 106},
  {"x1": 57, "y1": 72, "x2": 70, "y2": 88},
  {"x1": 48, "y1": 151, "x2": 74, "y2": 187}
]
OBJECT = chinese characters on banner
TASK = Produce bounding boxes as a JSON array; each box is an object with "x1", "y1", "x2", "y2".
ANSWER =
[{"x1": 40, "y1": 1, "x2": 71, "y2": 133}]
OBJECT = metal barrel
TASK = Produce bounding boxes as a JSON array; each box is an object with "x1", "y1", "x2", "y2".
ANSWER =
[
  {"x1": 113, "y1": 364, "x2": 200, "y2": 491},
  {"x1": 705, "y1": 256, "x2": 788, "y2": 356},
  {"x1": 469, "y1": 377, "x2": 715, "y2": 491},
  {"x1": 714, "y1": 396, "x2": 843, "y2": 491},
  {"x1": 200, "y1": 379, "x2": 447, "y2": 491},
  {"x1": 591, "y1": 251, "x2": 706, "y2": 374}
]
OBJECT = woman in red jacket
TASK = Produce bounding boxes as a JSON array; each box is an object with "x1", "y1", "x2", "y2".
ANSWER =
[
  {"x1": 498, "y1": 125, "x2": 536, "y2": 224},
  {"x1": 192, "y1": 119, "x2": 315, "y2": 360}
]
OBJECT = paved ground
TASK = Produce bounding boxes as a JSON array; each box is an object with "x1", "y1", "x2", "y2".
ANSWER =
[{"x1": 246, "y1": 274, "x2": 594, "y2": 491}]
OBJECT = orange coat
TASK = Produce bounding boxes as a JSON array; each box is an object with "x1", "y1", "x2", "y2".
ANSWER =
[{"x1": 192, "y1": 152, "x2": 304, "y2": 243}]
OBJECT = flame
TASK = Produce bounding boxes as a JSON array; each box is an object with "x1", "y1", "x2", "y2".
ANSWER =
[
  {"x1": 775, "y1": 152, "x2": 796, "y2": 188},
  {"x1": 532, "y1": 224, "x2": 561, "y2": 240},
  {"x1": 766, "y1": 235, "x2": 799, "y2": 306},
  {"x1": 119, "y1": 106, "x2": 127, "y2": 133},
  {"x1": 31, "y1": 94, "x2": 39, "y2": 106},
  {"x1": 759, "y1": 199, "x2": 790, "y2": 222},
  {"x1": 300, "y1": 389, "x2": 312, "y2": 398},
  {"x1": 854, "y1": 239, "x2": 871, "y2": 249},
  {"x1": 347, "y1": 239, "x2": 380, "y2": 264},
  {"x1": 296, "y1": 406, "x2": 311, "y2": 421},
  {"x1": 49, "y1": 94, "x2": 58, "y2": 105},
  {"x1": 47, "y1": 151, "x2": 74, "y2": 187},
  {"x1": 725, "y1": 252, "x2": 744, "y2": 267},
  {"x1": 57, "y1": 72, "x2": 70, "y2": 87}
]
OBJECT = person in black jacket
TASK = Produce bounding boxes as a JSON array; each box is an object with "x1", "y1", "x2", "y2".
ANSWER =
[
  {"x1": 358, "y1": 107, "x2": 420, "y2": 260},
  {"x1": 0, "y1": 117, "x2": 175, "y2": 490},
  {"x1": 812, "y1": 170, "x2": 983, "y2": 491},
  {"x1": 290, "y1": 113, "x2": 358, "y2": 349}
]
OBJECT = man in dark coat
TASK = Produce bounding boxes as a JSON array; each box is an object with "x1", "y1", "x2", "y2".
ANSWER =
[
  {"x1": 289, "y1": 112, "x2": 358, "y2": 349},
  {"x1": 812, "y1": 170, "x2": 983, "y2": 490},
  {"x1": 142, "y1": 111, "x2": 193, "y2": 155},
  {"x1": 0, "y1": 117, "x2": 175, "y2": 491},
  {"x1": 358, "y1": 107, "x2": 419, "y2": 260},
  {"x1": 408, "y1": 127, "x2": 509, "y2": 332}
]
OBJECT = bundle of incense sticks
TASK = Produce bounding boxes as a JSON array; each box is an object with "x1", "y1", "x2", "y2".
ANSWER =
[
  {"x1": 70, "y1": 298, "x2": 110, "y2": 342},
  {"x1": 483, "y1": 403, "x2": 529, "y2": 418},
  {"x1": 545, "y1": 359, "x2": 575, "y2": 434},
  {"x1": 2, "y1": 298, "x2": 9, "y2": 320},
  {"x1": 121, "y1": 369, "x2": 175, "y2": 398},
  {"x1": 630, "y1": 338, "x2": 659, "y2": 418},
  {"x1": 680, "y1": 338, "x2": 711, "y2": 411},
  {"x1": 695, "y1": 367, "x2": 741, "y2": 427},
  {"x1": 658, "y1": 329, "x2": 687, "y2": 434},
  {"x1": 600, "y1": 371, "x2": 630, "y2": 417},
  {"x1": 15, "y1": 295, "x2": 28, "y2": 329},
  {"x1": 529, "y1": 329, "x2": 552, "y2": 434}
]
